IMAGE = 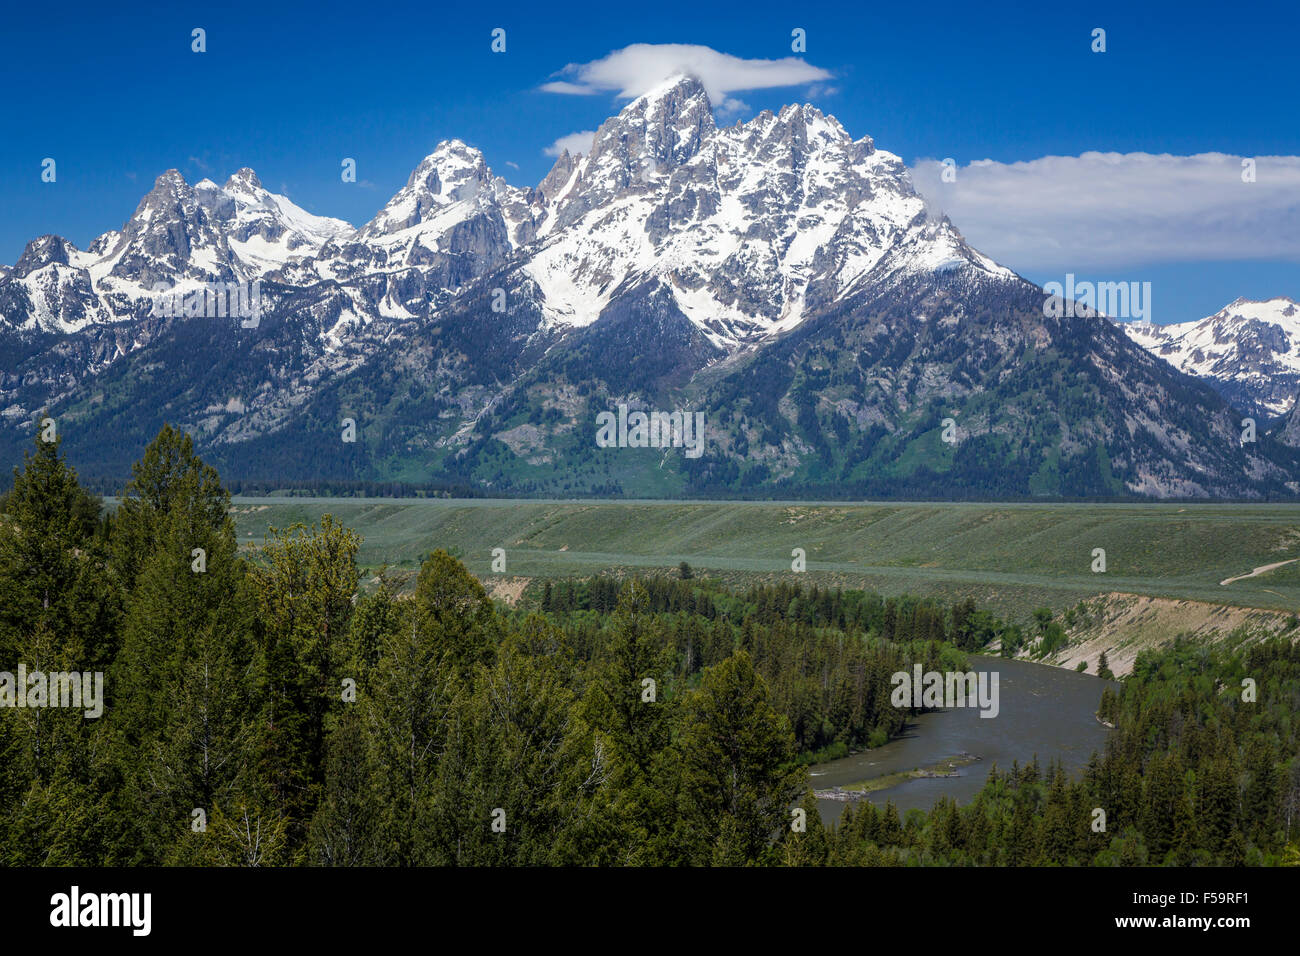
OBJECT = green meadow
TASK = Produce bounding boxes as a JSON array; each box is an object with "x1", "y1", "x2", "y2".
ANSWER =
[{"x1": 215, "y1": 498, "x2": 1300, "y2": 621}]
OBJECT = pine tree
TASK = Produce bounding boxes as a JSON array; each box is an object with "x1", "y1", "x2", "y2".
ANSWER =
[
  {"x1": 434, "y1": 634, "x2": 604, "y2": 866},
  {"x1": 1197, "y1": 754, "x2": 1239, "y2": 851},
  {"x1": 583, "y1": 582, "x2": 670, "y2": 773},
  {"x1": 110, "y1": 424, "x2": 229, "y2": 592},
  {"x1": 362, "y1": 613, "x2": 453, "y2": 865},
  {"x1": 1242, "y1": 737, "x2": 1280, "y2": 845},
  {"x1": 250, "y1": 515, "x2": 361, "y2": 841},
  {"x1": 0, "y1": 426, "x2": 116, "y2": 860},
  {"x1": 577, "y1": 582, "x2": 680, "y2": 863},
  {"x1": 783, "y1": 791, "x2": 829, "y2": 867},
  {"x1": 109, "y1": 434, "x2": 257, "y2": 862},
  {"x1": 411, "y1": 549, "x2": 496, "y2": 681},
  {"x1": 307, "y1": 708, "x2": 379, "y2": 865},
  {"x1": 677, "y1": 651, "x2": 806, "y2": 864},
  {"x1": 1097, "y1": 649, "x2": 1115, "y2": 681},
  {"x1": 1141, "y1": 752, "x2": 1182, "y2": 860},
  {"x1": 0, "y1": 425, "x2": 113, "y2": 667}
]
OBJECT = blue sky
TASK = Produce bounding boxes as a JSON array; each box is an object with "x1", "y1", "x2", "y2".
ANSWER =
[{"x1": 2, "y1": 0, "x2": 1296, "y2": 321}]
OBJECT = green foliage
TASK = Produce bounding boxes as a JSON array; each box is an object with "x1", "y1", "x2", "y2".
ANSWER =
[
  {"x1": 0, "y1": 424, "x2": 114, "y2": 669},
  {"x1": 1, "y1": 428, "x2": 1296, "y2": 867},
  {"x1": 678, "y1": 651, "x2": 806, "y2": 864},
  {"x1": 412, "y1": 549, "x2": 496, "y2": 681},
  {"x1": 108, "y1": 425, "x2": 257, "y2": 862},
  {"x1": 1098, "y1": 649, "x2": 1115, "y2": 681}
]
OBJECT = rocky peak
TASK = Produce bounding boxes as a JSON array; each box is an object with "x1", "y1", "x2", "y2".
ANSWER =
[
  {"x1": 13, "y1": 235, "x2": 77, "y2": 277},
  {"x1": 537, "y1": 150, "x2": 579, "y2": 204},
  {"x1": 130, "y1": 169, "x2": 199, "y2": 225},
  {"x1": 225, "y1": 167, "x2": 264, "y2": 193},
  {"x1": 1278, "y1": 385, "x2": 1300, "y2": 446},
  {"x1": 544, "y1": 74, "x2": 716, "y2": 232},
  {"x1": 586, "y1": 74, "x2": 715, "y2": 177},
  {"x1": 361, "y1": 140, "x2": 498, "y2": 238},
  {"x1": 410, "y1": 141, "x2": 492, "y2": 198}
]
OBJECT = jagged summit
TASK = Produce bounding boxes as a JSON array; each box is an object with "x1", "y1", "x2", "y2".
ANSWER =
[
  {"x1": 13, "y1": 235, "x2": 77, "y2": 276},
  {"x1": 4, "y1": 88, "x2": 1004, "y2": 346},
  {"x1": 1229, "y1": 295, "x2": 1297, "y2": 306},
  {"x1": 361, "y1": 140, "x2": 503, "y2": 238},
  {"x1": 152, "y1": 168, "x2": 187, "y2": 188},
  {"x1": 1123, "y1": 295, "x2": 1300, "y2": 416},
  {"x1": 225, "y1": 167, "x2": 263, "y2": 191}
]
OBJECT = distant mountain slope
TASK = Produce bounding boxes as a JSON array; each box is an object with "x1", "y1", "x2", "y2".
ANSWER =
[{"x1": 1121, "y1": 297, "x2": 1300, "y2": 417}]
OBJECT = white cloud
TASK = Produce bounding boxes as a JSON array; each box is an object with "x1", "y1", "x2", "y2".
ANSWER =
[
  {"x1": 910, "y1": 152, "x2": 1300, "y2": 270},
  {"x1": 540, "y1": 43, "x2": 831, "y2": 104},
  {"x1": 544, "y1": 130, "x2": 597, "y2": 158},
  {"x1": 716, "y1": 97, "x2": 751, "y2": 119}
]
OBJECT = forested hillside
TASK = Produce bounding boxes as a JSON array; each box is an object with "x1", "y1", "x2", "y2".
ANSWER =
[{"x1": 0, "y1": 425, "x2": 1296, "y2": 865}]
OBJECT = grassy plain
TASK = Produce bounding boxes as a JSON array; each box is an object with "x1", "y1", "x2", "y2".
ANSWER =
[{"x1": 219, "y1": 497, "x2": 1300, "y2": 622}]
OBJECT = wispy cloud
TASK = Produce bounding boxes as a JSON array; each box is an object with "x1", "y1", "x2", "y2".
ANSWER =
[
  {"x1": 715, "y1": 97, "x2": 750, "y2": 119},
  {"x1": 910, "y1": 152, "x2": 1300, "y2": 270},
  {"x1": 540, "y1": 43, "x2": 831, "y2": 104},
  {"x1": 544, "y1": 130, "x2": 598, "y2": 158}
]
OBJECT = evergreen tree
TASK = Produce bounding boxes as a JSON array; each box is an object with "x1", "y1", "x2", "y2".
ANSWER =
[
  {"x1": 411, "y1": 549, "x2": 496, "y2": 682},
  {"x1": 578, "y1": 582, "x2": 681, "y2": 863},
  {"x1": 677, "y1": 651, "x2": 806, "y2": 864},
  {"x1": 783, "y1": 791, "x2": 829, "y2": 866},
  {"x1": 0, "y1": 425, "x2": 114, "y2": 668},
  {"x1": 109, "y1": 434, "x2": 257, "y2": 862},
  {"x1": 250, "y1": 515, "x2": 361, "y2": 843},
  {"x1": 433, "y1": 633, "x2": 604, "y2": 865},
  {"x1": 111, "y1": 424, "x2": 229, "y2": 592},
  {"x1": 1098, "y1": 649, "x2": 1115, "y2": 681},
  {"x1": 308, "y1": 708, "x2": 379, "y2": 865},
  {"x1": 362, "y1": 603, "x2": 456, "y2": 865}
]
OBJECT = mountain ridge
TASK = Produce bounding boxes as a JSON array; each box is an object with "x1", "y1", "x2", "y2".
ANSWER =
[
  {"x1": 1, "y1": 75, "x2": 1296, "y2": 500},
  {"x1": 1120, "y1": 296, "x2": 1300, "y2": 418}
]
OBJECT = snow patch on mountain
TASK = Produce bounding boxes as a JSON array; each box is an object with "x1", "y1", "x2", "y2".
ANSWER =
[{"x1": 1121, "y1": 297, "x2": 1300, "y2": 415}]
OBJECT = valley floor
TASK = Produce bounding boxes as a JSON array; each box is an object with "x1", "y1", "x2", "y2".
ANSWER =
[{"x1": 220, "y1": 497, "x2": 1300, "y2": 670}]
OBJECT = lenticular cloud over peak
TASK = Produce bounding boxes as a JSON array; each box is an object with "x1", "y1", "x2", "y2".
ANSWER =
[{"x1": 539, "y1": 42, "x2": 832, "y2": 103}]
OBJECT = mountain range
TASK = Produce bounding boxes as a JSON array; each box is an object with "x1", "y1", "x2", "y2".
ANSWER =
[
  {"x1": 1119, "y1": 297, "x2": 1300, "y2": 419},
  {"x1": 2, "y1": 74, "x2": 1297, "y2": 499}
]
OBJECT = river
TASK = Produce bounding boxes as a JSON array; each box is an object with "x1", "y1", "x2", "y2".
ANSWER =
[{"x1": 809, "y1": 655, "x2": 1118, "y2": 820}]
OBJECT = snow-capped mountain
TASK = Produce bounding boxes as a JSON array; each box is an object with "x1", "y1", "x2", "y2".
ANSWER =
[
  {"x1": 2, "y1": 75, "x2": 1003, "y2": 347},
  {"x1": 0, "y1": 169, "x2": 353, "y2": 335},
  {"x1": 272, "y1": 140, "x2": 537, "y2": 322},
  {"x1": 0, "y1": 235, "x2": 117, "y2": 334},
  {"x1": 521, "y1": 75, "x2": 1013, "y2": 347},
  {"x1": 1120, "y1": 297, "x2": 1300, "y2": 417},
  {"x1": 1, "y1": 75, "x2": 1296, "y2": 499}
]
